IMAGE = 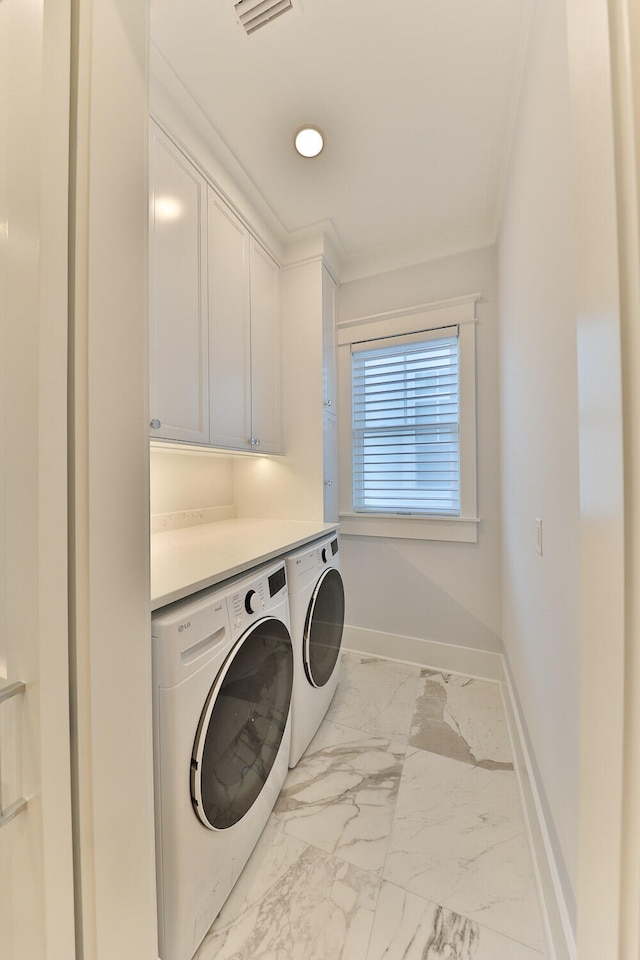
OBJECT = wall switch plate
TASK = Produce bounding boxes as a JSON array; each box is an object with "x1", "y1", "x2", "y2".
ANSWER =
[{"x1": 535, "y1": 517, "x2": 543, "y2": 555}]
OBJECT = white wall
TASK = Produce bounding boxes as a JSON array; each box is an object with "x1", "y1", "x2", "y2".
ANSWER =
[
  {"x1": 150, "y1": 448, "x2": 234, "y2": 515},
  {"x1": 0, "y1": 1, "x2": 75, "y2": 955},
  {"x1": 69, "y1": 1, "x2": 158, "y2": 956},
  {"x1": 603, "y1": 4, "x2": 640, "y2": 953},
  {"x1": 497, "y1": 0, "x2": 579, "y2": 928},
  {"x1": 337, "y1": 246, "x2": 502, "y2": 653},
  {"x1": 565, "y1": 0, "x2": 627, "y2": 955}
]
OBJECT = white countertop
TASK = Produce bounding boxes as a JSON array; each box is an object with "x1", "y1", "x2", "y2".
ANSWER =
[{"x1": 151, "y1": 518, "x2": 339, "y2": 610}]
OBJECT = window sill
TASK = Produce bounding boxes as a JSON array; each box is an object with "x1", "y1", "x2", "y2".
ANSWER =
[{"x1": 338, "y1": 512, "x2": 479, "y2": 543}]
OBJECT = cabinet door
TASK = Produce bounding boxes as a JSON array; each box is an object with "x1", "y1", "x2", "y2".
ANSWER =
[
  {"x1": 149, "y1": 123, "x2": 209, "y2": 443},
  {"x1": 322, "y1": 265, "x2": 337, "y2": 414},
  {"x1": 323, "y1": 409, "x2": 339, "y2": 522},
  {"x1": 208, "y1": 191, "x2": 251, "y2": 450},
  {"x1": 250, "y1": 239, "x2": 282, "y2": 454}
]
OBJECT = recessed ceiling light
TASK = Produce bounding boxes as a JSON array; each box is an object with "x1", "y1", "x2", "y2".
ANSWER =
[{"x1": 294, "y1": 126, "x2": 324, "y2": 158}]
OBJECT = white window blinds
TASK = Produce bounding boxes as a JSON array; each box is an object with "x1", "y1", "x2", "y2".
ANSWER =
[{"x1": 351, "y1": 328, "x2": 460, "y2": 516}]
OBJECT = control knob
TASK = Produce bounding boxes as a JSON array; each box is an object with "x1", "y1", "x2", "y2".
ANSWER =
[
  {"x1": 244, "y1": 589, "x2": 261, "y2": 614},
  {"x1": 321, "y1": 548, "x2": 329, "y2": 563}
]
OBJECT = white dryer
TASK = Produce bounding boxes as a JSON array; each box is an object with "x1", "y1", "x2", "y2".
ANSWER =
[
  {"x1": 285, "y1": 533, "x2": 345, "y2": 767},
  {"x1": 151, "y1": 560, "x2": 293, "y2": 960}
]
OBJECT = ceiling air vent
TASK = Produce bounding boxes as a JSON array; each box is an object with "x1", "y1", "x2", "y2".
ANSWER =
[{"x1": 233, "y1": 0, "x2": 293, "y2": 34}]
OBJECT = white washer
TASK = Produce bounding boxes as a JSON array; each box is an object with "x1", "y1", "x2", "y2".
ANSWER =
[
  {"x1": 151, "y1": 560, "x2": 293, "y2": 960},
  {"x1": 285, "y1": 533, "x2": 345, "y2": 767}
]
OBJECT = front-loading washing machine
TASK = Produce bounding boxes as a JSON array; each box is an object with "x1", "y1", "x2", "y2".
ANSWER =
[
  {"x1": 285, "y1": 534, "x2": 345, "y2": 767},
  {"x1": 151, "y1": 560, "x2": 293, "y2": 960}
]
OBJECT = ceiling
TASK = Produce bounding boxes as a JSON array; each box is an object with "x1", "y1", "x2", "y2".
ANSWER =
[{"x1": 150, "y1": 0, "x2": 533, "y2": 279}]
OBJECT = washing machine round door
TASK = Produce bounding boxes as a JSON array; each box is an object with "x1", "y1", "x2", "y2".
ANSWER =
[
  {"x1": 190, "y1": 617, "x2": 293, "y2": 830},
  {"x1": 303, "y1": 567, "x2": 345, "y2": 688}
]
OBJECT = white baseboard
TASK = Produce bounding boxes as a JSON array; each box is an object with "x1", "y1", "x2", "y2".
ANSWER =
[
  {"x1": 342, "y1": 623, "x2": 504, "y2": 681},
  {"x1": 342, "y1": 622, "x2": 577, "y2": 960},
  {"x1": 501, "y1": 668, "x2": 577, "y2": 960}
]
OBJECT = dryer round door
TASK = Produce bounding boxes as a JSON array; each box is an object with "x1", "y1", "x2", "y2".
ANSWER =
[
  {"x1": 303, "y1": 567, "x2": 345, "y2": 688},
  {"x1": 190, "y1": 617, "x2": 293, "y2": 830}
]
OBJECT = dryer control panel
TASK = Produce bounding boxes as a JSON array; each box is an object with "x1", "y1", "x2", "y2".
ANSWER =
[
  {"x1": 320, "y1": 537, "x2": 339, "y2": 565},
  {"x1": 286, "y1": 533, "x2": 341, "y2": 595},
  {"x1": 314, "y1": 536, "x2": 339, "y2": 568}
]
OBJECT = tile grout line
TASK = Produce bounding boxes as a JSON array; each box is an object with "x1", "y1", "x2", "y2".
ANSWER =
[
  {"x1": 377, "y1": 661, "x2": 549, "y2": 957},
  {"x1": 372, "y1": 877, "x2": 550, "y2": 959}
]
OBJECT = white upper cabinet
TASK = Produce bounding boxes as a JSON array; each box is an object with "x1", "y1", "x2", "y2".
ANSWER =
[
  {"x1": 207, "y1": 191, "x2": 251, "y2": 450},
  {"x1": 207, "y1": 194, "x2": 282, "y2": 453},
  {"x1": 249, "y1": 239, "x2": 281, "y2": 454},
  {"x1": 149, "y1": 123, "x2": 209, "y2": 444},
  {"x1": 149, "y1": 122, "x2": 282, "y2": 454}
]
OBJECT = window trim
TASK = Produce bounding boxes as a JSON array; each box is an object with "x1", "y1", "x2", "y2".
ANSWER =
[{"x1": 338, "y1": 294, "x2": 479, "y2": 543}]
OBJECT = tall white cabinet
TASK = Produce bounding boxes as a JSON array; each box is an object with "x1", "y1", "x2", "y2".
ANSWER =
[
  {"x1": 322, "y1": 265, "x2": 339, "y2": 522},
  {"x1": 149, "y1": 120, "x2": 282, "y2": 454}
]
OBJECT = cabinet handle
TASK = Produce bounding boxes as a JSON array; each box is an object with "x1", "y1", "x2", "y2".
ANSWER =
[
  {"x1": 150, "y1": 419, "x2": 162, "y2": 430},
  {"x1": 324, "y1": 480, "x2": 333, "y2": 486},
  {"x1": 324, "y1": 399, "x2": 333, "y2": 408},
  {"x1": 249, "y1": 437, "x2": 261, "y2": 447}
]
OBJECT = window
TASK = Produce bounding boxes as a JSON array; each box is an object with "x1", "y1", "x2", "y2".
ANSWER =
[
  {"x1": 338, "y1": 295, "x2": 478, "y2": 542},
  {"x1": 351, "y1": 330, "x2": 460, "y2": 516}
]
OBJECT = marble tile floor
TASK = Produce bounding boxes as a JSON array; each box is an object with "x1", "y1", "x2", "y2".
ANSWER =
[{"x1": 194, "y1": 652, "x2": 549, "y2": 960}]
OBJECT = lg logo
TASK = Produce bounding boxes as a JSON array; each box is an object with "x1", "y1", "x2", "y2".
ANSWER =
[{"x1": 178, "y1": 620, "x2": 192, "y2": 633}]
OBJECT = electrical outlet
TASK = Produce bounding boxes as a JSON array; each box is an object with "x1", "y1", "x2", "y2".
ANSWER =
[{"x1": 535, "y1": 517, "x2": 543, "y2": 555}]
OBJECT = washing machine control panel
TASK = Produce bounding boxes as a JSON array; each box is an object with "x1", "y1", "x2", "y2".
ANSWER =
[
  {"x1": 229, "y1": 581, "x2": 267, "y2": 631},
  {"x1": 231, "y1": 586, "x2": 262, "y2": 624},
  {"x1": 226, "y1": 563, "x2": 288, "y2": 636}
]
